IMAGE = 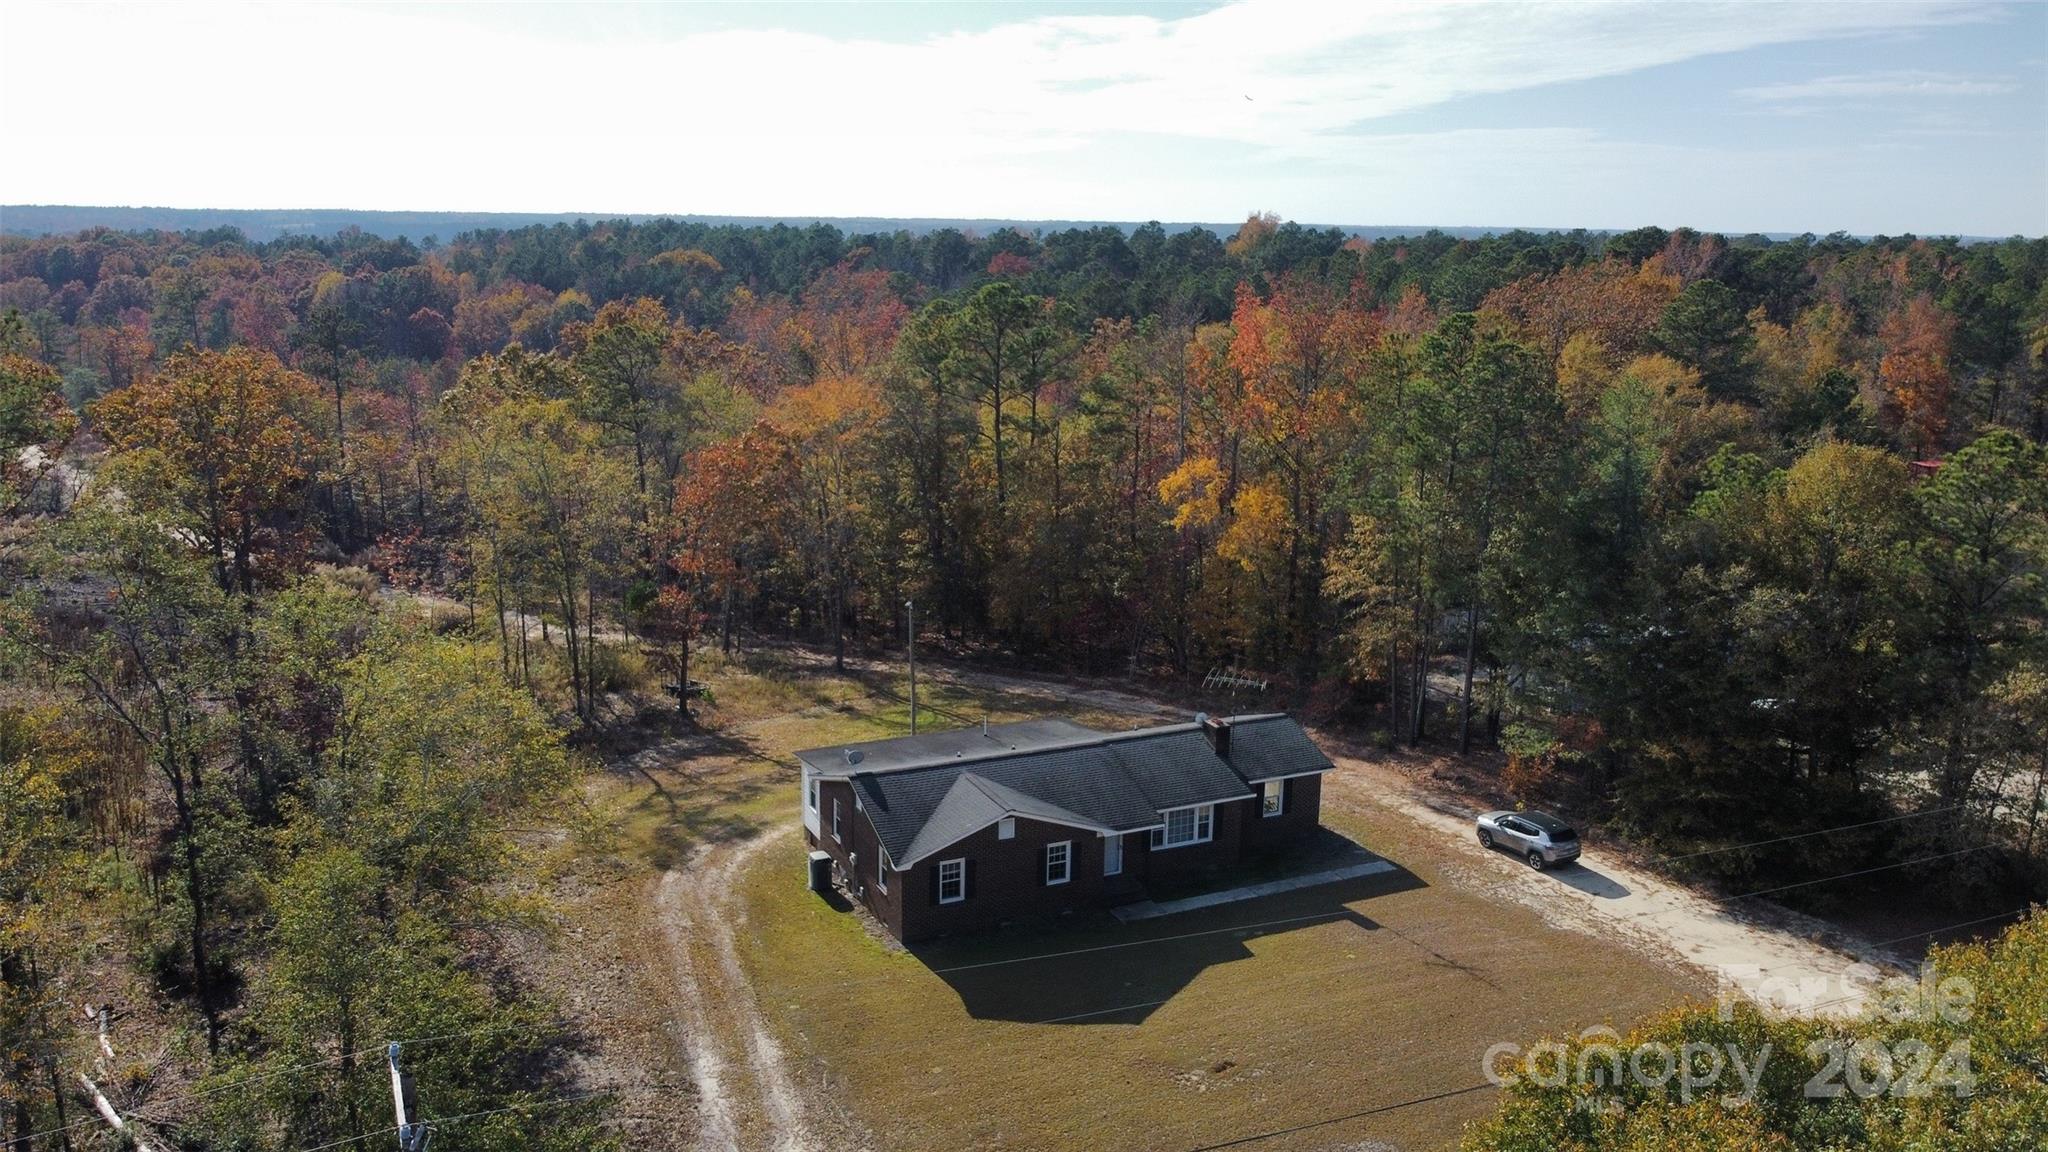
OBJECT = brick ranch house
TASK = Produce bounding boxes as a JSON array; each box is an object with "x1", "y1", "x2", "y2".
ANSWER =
[{"x1": 798, "y1": 713, "x2": 1334, "y2": 942}]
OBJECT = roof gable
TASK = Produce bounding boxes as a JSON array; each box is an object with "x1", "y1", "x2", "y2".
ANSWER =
[
  {"x1": 846, "y1": 721, "x2": 1256, "y2": 864},
  {"x1": 896, "y1": 773, "x2": 1110, "y2": 866}
]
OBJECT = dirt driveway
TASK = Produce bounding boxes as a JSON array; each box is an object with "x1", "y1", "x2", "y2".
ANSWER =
[{"x1": 1315, "y1": 747, "x2": 1896, "y2": 1017}]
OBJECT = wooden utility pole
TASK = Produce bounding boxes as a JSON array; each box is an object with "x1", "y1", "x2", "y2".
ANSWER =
[{"x1": 905, "y1": 599, "x2": 918, "y2": 735}]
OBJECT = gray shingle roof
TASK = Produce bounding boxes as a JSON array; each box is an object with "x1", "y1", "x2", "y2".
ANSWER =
[
  {"x1": 802, "y1": 714, "x2": 1329, "y2": 866},
  {"x1": 840, "y1": 725, "x2": 1254, "y2": 865},
  {"x1": 898, "y1": 773, "x2": 1108, "y2": 866},
  {"x1": 1218, "y1": 714, "x2": 1336, "y2": 781},
  {"x1": 799, "y1": 718, "x2": 1099, "y2": 777}
]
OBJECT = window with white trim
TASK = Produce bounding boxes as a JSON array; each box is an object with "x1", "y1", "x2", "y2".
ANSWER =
[
  {"x1": 937, "y1": 858, "x2": 966, "y2": 904},
  {"x1": 1261, "y1": 779, "x2": 1285, "y2": 817},
  {"x1": 806, "y1": 776, "x2": 819, "y2": 812},
  {"x1": 1103, "y1": 833, "x2": 1123, "y2": 876},
  {"x1": 1044, "y1": 841, "x2": 1071, "y2": 886},
  {"x1": 1149, "y1": 804, "x2": 1214, "y2": 849},
  {"x1": 997, "y1": 817, "x2": 1016, "y2": 840},
  {"x1": 875, "y1": 853, "x2": 889, "y2": 893},
  {"x1": 832, "y1": 798, "x2": 842, "y2": 842}
]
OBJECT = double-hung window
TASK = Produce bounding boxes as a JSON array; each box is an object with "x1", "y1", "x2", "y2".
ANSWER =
[
  {"x1": 1261, "y1": 779, "x2": 1285, "y2": 817},
  {"x1": 832, "y1": 798, "x2": 842, "y2": 842},
  {"x1": 937, "y1": 858, "x2": 966, "y2": 904},
  {"x1": 875, "y1": 853, "x2": 889, "y2": 893},
  {"x1": 1150, "y1": 804, "x2": 1214, "y2": 849},
  {"x1": 806, "y1": 776, "x2": 819, "y2": 812},
  {"x1": 1044, "y1": 841, "x2": 1071, "y2": 886}
]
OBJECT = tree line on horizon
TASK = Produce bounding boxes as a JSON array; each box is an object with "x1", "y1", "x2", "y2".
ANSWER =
[{"x1": 2, "y1": 212, "x2": 2046, "y2": 1148}]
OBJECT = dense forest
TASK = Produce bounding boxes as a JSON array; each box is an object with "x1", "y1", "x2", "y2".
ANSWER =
[{"x1": 3, "y1": 213, "x2": 2046, "y2": 1148}]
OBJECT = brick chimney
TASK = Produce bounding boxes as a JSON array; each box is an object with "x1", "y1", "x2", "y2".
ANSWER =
[{"x1": 1201, "y1": 714, "x2": 1231, "y2": 759}]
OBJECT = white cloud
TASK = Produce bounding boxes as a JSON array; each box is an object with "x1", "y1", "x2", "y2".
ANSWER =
[
  {"x1": 0, "y1": 0, "x2": 2025, "y2": 232},
  {"x1": 1737, "y1": 70, "x2": 2019, "y2": 101}
]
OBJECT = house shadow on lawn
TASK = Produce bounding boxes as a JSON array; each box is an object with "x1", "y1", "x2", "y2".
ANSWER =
[{"x1": 908, "y1": 852, "x2": 1428, "y2": 1026}]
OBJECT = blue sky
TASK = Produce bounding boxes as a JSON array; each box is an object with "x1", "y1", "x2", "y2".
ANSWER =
[{"x1": 2, "y1": 0, "x2": 2042, "y2": 235}]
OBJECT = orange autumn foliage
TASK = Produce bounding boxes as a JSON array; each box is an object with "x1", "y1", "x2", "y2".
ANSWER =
[
  {"x1": 1483, "y1": 259, "x2": 1679, "y2": 360},
  {"x1": 90, "y1": 346, "x2": 326, "y2": 592},
  {"x1": 1878, "y1": 293, "x2": 1956, "y2": 454}
]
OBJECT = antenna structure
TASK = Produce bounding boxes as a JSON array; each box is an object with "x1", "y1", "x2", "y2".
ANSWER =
[{"x1": 1202, "y1": 666, "x2": 1270, "y2": 694}]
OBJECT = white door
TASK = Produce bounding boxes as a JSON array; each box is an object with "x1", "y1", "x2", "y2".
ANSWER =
[{"x1": 1103, "y1": 833, "x2": 1123, "y2": 876}]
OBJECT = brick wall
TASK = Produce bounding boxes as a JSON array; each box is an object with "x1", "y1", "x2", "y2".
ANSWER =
[
  {"x1": 1240, "y1": 774, "x2": 1323, "y2": 853},
  {"x1": 1126, "y1": 797, "x2": 1252, "y2": 885},
  {"x1": 897, "y1": 815, "x2": 1120, "y2": 942},
  {"x1": 807, "y1": 778, "x2": 908, "y2": 938},
  {"x1": 804, "y1": 770, "x2": 1329, "y2": 943}
]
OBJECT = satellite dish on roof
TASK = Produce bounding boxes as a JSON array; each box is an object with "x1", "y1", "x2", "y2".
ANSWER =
[{"x1": 845, "y1": 749, "x2": 864, "y2": 765}]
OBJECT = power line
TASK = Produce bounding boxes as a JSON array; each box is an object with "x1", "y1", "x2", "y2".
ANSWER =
[
  {"x1": 1785, "y1": 904, "x2": 2040, "y2": 1017},
  {"x1": 1714, "y1": 844, "x2": 1995, "y2": 903},
  {"x1": 929, "y1": 910, "x2": 1353, "y2": 974},
  {"x1": 416, "y1": 1087, "x2": 615, "y2": 1130},
  {"x1": 808, "y1": 840, "x2": 1998, "y2": 1001},
  {"x1": 28, "y1": 1016, "x2": 661, "y2": 1146},
  {"x1": 1866, "y1": 906, "x2": 2035, "y2": 950},
  {"x1": 1180, "y1": 1082, "x2": 1495, "y2": 1151},
  {"x1": 25, "y1": 1050, "x2": 361, "y2": 1147},
  {"x1": 289, "y1": 1130, "x2": 388, "y2": 1152},
  {"x1": 1647, "y1": 803, "x2": 1966, "y2": 867},
  {"x1": 1172, "y1": 903, "x2": 2037, "y2": 1150},
  {"x1": 281, "y1": 1080, "x2": 692, "y2": 1152}
]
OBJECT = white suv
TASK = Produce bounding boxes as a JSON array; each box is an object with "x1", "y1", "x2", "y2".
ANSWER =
[{"x1": 1476, "y1": 810, "x2": 1581, "y2": 870}]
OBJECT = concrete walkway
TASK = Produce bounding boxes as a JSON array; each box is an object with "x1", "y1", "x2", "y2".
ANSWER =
[{"x1": 1110, "y1": 858, "x2": 1395, "y2": 922}]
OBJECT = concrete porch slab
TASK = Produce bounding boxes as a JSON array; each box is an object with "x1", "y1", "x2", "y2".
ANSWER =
[{"x1": 1110, "y1": 858, "x2": 1396, "y2": 922}]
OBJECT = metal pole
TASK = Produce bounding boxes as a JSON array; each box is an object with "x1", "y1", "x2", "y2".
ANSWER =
[
  {"x1": 905, "y1": 598, "x2": 917, "y2": 735},
  {"x1": 390, "y1": 1042, "x2": 429, "y2": 1151}
]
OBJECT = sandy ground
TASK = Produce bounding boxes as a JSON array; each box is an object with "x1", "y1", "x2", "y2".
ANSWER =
[
  {"x1": 1315, "y1": 746, "x2": 1898, "y2": 1017},
  {"x1": 653, "y1": 829, "x2": 831, "y2": 1152}
]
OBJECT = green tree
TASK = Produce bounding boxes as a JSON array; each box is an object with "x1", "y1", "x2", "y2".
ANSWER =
[
  {"x1": 0, "y1": 707, "x2": 79, "y2": 1145},
  {"x1": 260, "y1": 845, "x2": 387, "y2": 1137},
  {"x1": 950, "y1": 281, "x2": 1061, "y2": 515},
  {"x1": 90, "y1": 346, "x2": 326, "y2": 597},
  {"x1": 562, "y1": 297, "x2": 675, "y2": 517},
  {"x1": 0, "y1": 351, "x2": 75, "y2": 511},
  {"x1": 1463, "y1": 909, "x2": 2048, "y2": 1151},
  {"x1": 314, "y1": 628, "x2": 575, "y2": 901},
  {"x1": 1911, "y1": 430, "x2": 2048, "y2": 810},
  {"x1": 444, "y1": 393, "x2": 635, "y2": 722},
  {"x1": 1656, "y1": 280, "x2": 1754, "y2": 400},
  {"x1": 27, "y1": 504, "x2": 246, "y2": 1053},
  {"x1": 1423, "y1": 313, "x2": 1561, "y2": 753},
  {"x1": 884, "y1": 299, "x2": 979, "y2": 635}
]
